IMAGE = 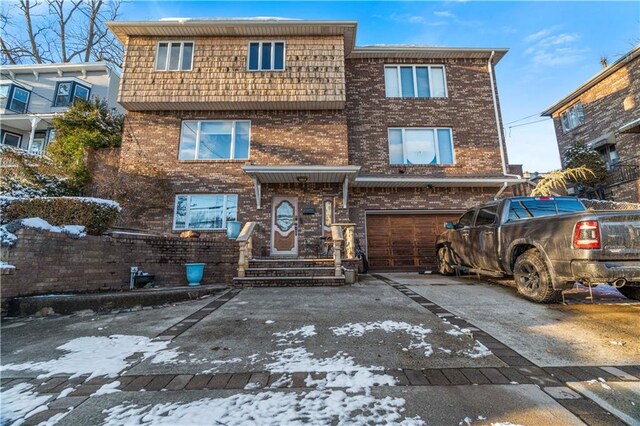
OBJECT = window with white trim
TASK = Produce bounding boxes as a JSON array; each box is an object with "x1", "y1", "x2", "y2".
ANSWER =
[
  {"x1": 155, "y1": 41, "x2": 194, "y2": 71},
  {"x1": 173, "y1": 194, "x2": 238, "y2": 230},
  {"x1": 1, "y1": 131, "x2": 22, "y2": 147},
  {"x1": 384, "y1": 65, "x2": 447, "y2": 98},
  {"x1": 53, "y1": 81, "x2": 90, "y2": 107},
  {"x1": 179, "y1": 120, "x2": 250, "y2": 160},
  {"x1": 7, "y1": 86, "x2": 30, "y2": 113},
  {"x1": 248, "y1": 41, "x2": 285, "y2": 71},
  {"x1": 388, "y1": 128, "x2": 454, "y2": 165},
  {"x1": 560, "y1": 102, "x2": 584, "y2": 133}
]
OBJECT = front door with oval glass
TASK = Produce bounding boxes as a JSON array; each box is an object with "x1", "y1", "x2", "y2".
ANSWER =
[{"x1": 271, "y1": 196, "x2": 298, "y2": 256}]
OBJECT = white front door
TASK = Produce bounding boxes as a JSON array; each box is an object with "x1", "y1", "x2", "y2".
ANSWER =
[{"x1": 271, "y1": 196, "x2": 298, "y2": 256}]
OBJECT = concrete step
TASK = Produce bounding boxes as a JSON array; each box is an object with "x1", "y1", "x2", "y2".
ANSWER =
[
  {"x1": 249, "y1": 258, "x2": 334, "y2": 269},
  {"x1": 232, "y1": 275, "x2": 346, "y2": 288},
  {"x1": 245, "y1": 267, "x2": 336, "y2": 278}
]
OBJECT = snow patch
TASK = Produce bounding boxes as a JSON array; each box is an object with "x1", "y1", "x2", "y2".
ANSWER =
[
  {"x1": 0, "y1": 225, "x2": 17, "y2": 246},
  {"x1": 0, "y1": 335, "x2": 176, "y2": 379},
  {"x1": 0, "y1": 261, "x2": 16, "y2": 269},
  {"x1": 0, "y1": 382, "x2": 51, "y2": 426},
  {"x1": 92, "y1": 381, "x2": 121, "y2": 396},
  {"x1": 101, "y1": 390, "x2": 424, "y2": 426},
  {"x1": 331, "y1": 321, "x2": 433, "y2": 356},
  {"x1": 20, "y1": 218, "x2": 86, "y2": 237},
  {"x1": 460, "y1": 341, "x2": 492, "y2": 359},
  {"x1": 273, "y1": 325, "x2": 317, "y2": 345}
]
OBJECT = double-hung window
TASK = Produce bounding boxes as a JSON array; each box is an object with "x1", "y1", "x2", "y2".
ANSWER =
[
  {"x1": 53, "y1": 81, "x2": 90, "y2": 107},
  {"x1": 560, "y1": 102, "x2": 584, "y2": 132},
  {"x1": 173, "y1": 194, "x2": 238, "y2": 230},
  {"x1": 248, "y1": 41, "x2": 285, "y2": 71},
  {"x1": 388, "y1": 127, "x2": 454, "y2": 165},
  {"x1": 6, "y1": 85, "x2": 31, "y2": 113},
  {"x1": 1, "y1": 131, "x2": 22, "y2": 147},
  {"x1": 156, "y1": 41, "x2": 194, "y2": 71},
  {"x1": 179, "y1": 120, "x2": 250, "y2": 160},
  {"x1": 384, "y1": 65, "x2": 447, "y2": 98}
]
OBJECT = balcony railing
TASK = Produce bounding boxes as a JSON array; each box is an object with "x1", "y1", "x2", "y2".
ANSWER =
[{"x1": 605, "y1": 158, "x2": 640, "y2": 187}]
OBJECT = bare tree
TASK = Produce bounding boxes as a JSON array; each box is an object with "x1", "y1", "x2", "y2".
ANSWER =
[{"x1": 0, "y1": 0, "x2": 123, "y2": 66}]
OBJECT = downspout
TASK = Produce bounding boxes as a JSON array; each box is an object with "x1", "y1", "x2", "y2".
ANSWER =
[{"x1": 488, "y1": 50, "x2": 521, "y2": 199}]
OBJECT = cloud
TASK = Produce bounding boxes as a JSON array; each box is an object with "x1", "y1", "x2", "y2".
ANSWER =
[
  {"x1": 434, "y1": 11, "x2": 455, "y2": 18},
  {"x1": 524, "y1": 27, "x2": 587, "y2": 69},
  {"x1": 389, "y1": 13, "x2": 447, "y2": 26}
]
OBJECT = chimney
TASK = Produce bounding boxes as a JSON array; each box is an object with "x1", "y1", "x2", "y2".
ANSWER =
[{"x1": 600, "y1": 57, "x2": 608, "y2": 68}]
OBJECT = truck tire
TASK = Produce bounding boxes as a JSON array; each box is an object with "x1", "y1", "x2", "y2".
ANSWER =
[
  {"x1": 618, "y1": 285, "x2": 640, "y2": 301},
  {"x1": 514, "y1": 249, "x2": 560, "y2": 303},
  {"x1": 436, "y1": 246, "x2": 455, "y2": 275}
]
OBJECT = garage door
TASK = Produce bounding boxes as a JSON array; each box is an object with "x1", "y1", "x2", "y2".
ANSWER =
[{"x1": 366, "y1": 213, "x2": 461, "y2": 271}]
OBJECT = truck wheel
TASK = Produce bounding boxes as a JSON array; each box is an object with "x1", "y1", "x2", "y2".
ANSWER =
[
  {"x1": 436, "y1": 247, "x2": 454, "y2": 276},
  {"x1": 618, "y1": 285, "x2": 640, "y2": 301},
  {"x1": 514, "y1": 249, "x2": 560, "y2": 303}
]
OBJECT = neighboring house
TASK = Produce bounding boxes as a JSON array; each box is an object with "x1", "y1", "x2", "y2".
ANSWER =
[
  {"x1": 106, "y1": 18, "x2": 522, "y2": 272},
  {"x1": 0, "y1": 62, "x2": 123, "y2": 155},
  {"x1": 542, "y1": 45, "x2": 640, "y2": 203}
]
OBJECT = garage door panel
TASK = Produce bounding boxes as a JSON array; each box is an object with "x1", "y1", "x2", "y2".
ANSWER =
[{"x1": 366, "y1": 213, "x2": 461, "y2": 271}]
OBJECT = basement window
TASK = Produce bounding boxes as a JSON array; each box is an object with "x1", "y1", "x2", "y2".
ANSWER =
[
  {"x1": 155, "y1": 41, "x2": 194, "y2": 71},
  {"x1": 248, "y1": 41, "x2": 285, "y2": 71},
  {"x1": 173, "y1": 194, "x2": 238, "y2": 230}
]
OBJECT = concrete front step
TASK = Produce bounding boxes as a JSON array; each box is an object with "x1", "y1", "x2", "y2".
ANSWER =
[
  {"x1": 232, "y1": 275, "x2": 346, "y2": 288},
  {"x1": 249, "y1": 258, "x2": 334, "y2": 269},
  {"x1": 245, "y1": 267, "x2": 337, "y2": 278}
]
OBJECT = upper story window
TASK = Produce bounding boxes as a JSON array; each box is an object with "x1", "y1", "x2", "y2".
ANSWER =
[
  {"x1": 174, "y1": 194, "x2": 238, "y2": 231},
  {"x1": 3, "y1": 84, "x2": 31, "y2": 113},
  {"x1": 248, "y1": 41, "x2": 285, "y2": 71},
  {"x1": 384, "y1": 65, "x2": 447, "y2": 98},
  {"x1": 156, "y1": 41, "x2": 194, "y2": 71},
  {"x1": 53, "y1": 81, "x2": 90, "y2": 107},
  {"x1": 560, "y1": 102, "x2": 584, "y2": 133},
  {"x1": 179, "y1": 120, "x2": 250, "y2": 160},
  {"x1": 388, "y1": 127, "x2": 454, "y2": 165}
]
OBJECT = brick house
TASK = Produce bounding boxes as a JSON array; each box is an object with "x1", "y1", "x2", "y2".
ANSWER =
[
  {"x1": 0, "y1": 62, "x2": 124, "y2": 155},
  {"x1": 106, "y1": 18, "x2": 522, "y2": 274},
  {"x1": 542, "y1": 45, "x2": 640, "y2": 203}
]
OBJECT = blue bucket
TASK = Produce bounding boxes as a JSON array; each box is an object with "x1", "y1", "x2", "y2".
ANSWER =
[
  {"x1": 185, "y1": 263, "x2": 205, "y2": 286},
  {"x1": 226, "y1": 221, "x2": 242, "y2": 240}
]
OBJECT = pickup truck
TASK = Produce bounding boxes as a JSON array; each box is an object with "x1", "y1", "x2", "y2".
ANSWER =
[{"x1": 435, "y1": 196, "x2": 640, "y2": 303}]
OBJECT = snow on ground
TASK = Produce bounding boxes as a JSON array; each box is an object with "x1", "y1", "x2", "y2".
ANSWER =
[
  {"x1": 265, "y1": 347, "x2": 396, "y2": 392},
  {"x1": 0, "y1": 225, "x2": 17, "y2": 246},
  {"x1": 0, "y1": 382, "x2": 51, "y2": 426},
  {"x1": 460, "y1": 341, "x2": 492, "y2": 359},
  {"x1": 331, "y1": 321, "x2": 433, "y2": 356},
  {"x1": 101, "y1": 390, "x2": 424, "y2": 426},
  {"x1": 273, "y1": 325, "x2": 317, "y2": 345},
  {"x1": 0, "y1": 335, "x2": 179, "y2": 379}
]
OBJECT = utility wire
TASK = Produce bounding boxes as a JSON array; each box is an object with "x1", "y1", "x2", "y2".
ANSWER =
[{"x1": 505, "y1": 112, "x2": 544, "y2": 126}]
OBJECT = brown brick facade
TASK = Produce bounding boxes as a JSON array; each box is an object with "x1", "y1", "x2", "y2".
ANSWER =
[
  {"x1": 549, "y1": 50, "x2": 640, "y2": 203},
  {"x1": 1, "y1": 229, "x2": 238, "y2": 302}
]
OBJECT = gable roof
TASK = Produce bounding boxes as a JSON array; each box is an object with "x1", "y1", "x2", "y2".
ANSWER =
[{"x1": 542, "y1": 44, "x2": 640, "y2": 116}]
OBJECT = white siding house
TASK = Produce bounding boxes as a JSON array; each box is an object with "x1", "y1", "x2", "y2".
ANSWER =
[{"x1": 0, "y1": 62, "x2": 123, "y2": 155}]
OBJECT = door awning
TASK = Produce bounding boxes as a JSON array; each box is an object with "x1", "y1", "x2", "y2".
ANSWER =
[
  {"x1": 618, "y1": 117, "x2": 640, "y2": 134},
  {"x1": 242, "y1": 165, "x2": 361, "y2": 209},
  {"x1": 353, "y1": 175, "x2": 523, "y2": 188},
  {"x1": 586, "y1": 132, "x2": 615, "y2": 149}
]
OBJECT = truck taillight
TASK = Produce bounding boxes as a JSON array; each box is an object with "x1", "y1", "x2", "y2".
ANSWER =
[{"x1": 573, "y1": 221, "x2": 600, "y2": 249}]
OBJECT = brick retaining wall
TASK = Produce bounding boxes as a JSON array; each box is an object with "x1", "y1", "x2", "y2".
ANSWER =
[{"x1": 1, "y1": 229, "x2": 238, "y2": 303}]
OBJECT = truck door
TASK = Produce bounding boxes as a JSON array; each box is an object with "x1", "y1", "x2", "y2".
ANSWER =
[
  {"x1": 449, "y1": 209, "x2": 476, "y2": 267},
  {"x1": 470, "y1": 204, "x2": 501, "y2": 271}
]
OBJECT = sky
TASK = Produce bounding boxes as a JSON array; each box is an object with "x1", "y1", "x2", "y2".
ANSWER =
[{"x1": 117, "y1": 1, "x2": 640, "y2": 173}]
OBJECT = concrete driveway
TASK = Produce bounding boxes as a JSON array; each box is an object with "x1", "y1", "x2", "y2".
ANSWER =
[{"x1": 1, "y1": 274, "x2": 639, "y2": 425}]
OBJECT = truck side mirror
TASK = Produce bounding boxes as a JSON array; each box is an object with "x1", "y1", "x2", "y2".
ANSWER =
[{"x1": 444, "y1": 221, "x2": 456, "y2": 229}]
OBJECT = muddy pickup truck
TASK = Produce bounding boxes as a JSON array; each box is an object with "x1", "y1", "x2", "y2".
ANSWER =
[{"x1": 435, "y1": 196, "x2": 640, "y2": 303}]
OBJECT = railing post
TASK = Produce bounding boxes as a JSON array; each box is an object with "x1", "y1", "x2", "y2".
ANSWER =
[
  {"x1": 238, "y1": 241, "x2": 247, "y2": 278},
  {"x1": 236, "y1": 222, "x2": 257, "y2": 279},
  {"x1": 331, "y1": 224, "x2": 344, "y2": 277}
]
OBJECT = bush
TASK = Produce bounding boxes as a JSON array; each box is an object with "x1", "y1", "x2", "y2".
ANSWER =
[
  {"x1": 563, "y1": 142, "x2": 607, "y2": 187},
  {"x1": 1, "y1": 197, "x2": 121, "y2": 235}
]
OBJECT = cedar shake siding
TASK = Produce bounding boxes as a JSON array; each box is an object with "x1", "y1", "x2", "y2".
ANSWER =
[
  {"x1": 544, "y1": 46, "x2": 640, "y2": 203},
  {"x1": 119, "y1": 36, "x2": 346, "y2": 110},
  {"x1": 345, "y1": 58, "x2": 506, "y2": 176}
]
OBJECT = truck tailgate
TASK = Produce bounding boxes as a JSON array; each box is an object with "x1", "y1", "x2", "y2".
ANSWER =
[{"x1": 597, "y1": 212, "x2": 640, "y2": 257}]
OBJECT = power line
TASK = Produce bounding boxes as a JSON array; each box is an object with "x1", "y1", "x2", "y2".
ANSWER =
[
  {"x1": 508, "y1": 118, "x2": 549, "y2": 129},
  {"x1": 505, "y1": 112, "x2": 544, "y2": 126}
]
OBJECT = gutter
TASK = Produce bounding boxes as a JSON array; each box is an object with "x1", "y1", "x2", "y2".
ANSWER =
[{"x1": 488, "y1": 50, "x2": 522, "y2": 199}]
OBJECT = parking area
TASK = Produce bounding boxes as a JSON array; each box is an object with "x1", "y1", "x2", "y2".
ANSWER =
[{"x1": 2, "y1": 274, "x2": 639, "y2": 425}]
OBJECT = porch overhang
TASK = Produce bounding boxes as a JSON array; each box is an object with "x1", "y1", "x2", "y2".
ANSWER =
[
  {"x1": 618, "y1": 117, "x2": 640, "y2": 134},
  {"x1": 353, "y1": 175, "x2": 523, "y2": 188},
  {"x1": 241, "y1": 165, "x2": 361, "y2": 209},
  {"x1": 586, "y1": 132, "x2": 615, "y2": 149}
]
